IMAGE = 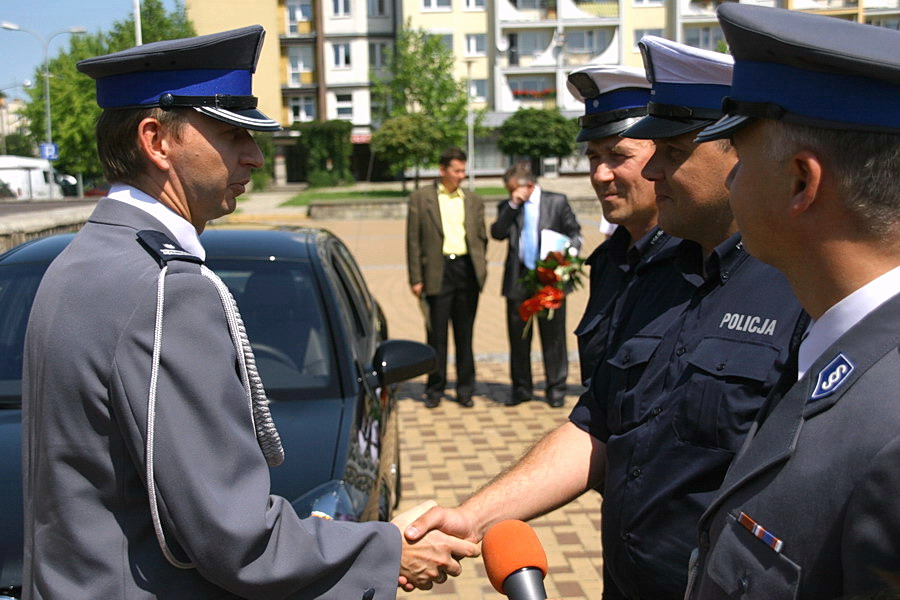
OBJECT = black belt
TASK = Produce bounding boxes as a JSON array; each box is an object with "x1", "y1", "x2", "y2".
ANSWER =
[{"x1": 444, "y1": 253, "x2": 468, "y2": 261}]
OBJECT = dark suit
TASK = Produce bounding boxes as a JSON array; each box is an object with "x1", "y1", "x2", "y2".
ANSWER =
[
  {"x1": 21, "y1": 198, "x2": 401, "y2": 599},
  {"x1": 490, "y1": 189, "x2": 581, "y2": 403},
  {"x1": 406, "y1": 181, "x2": 487, "y2": 399},
  {"x1": 688, "y1": 292, "x2": 900, "y2": 600}
]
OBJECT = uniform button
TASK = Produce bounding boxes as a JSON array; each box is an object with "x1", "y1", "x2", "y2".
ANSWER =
[
  {"x1": 623, "y1": 353, "x2": 631, "y2": 365},
  {"x1": 721, "y1": 271, "x2": 730, "y2": 281},
  {"x1": 630, "y1": 468, "x2": 642, "y2": 479},
  {"x1": 676, "y1": 347, "x2": 686, "y2": 356},
  {"x1": 362, "y1": 588, "x2": 376, "y2": 600},
  {"x1": 621, "y1": 531, "x2": 632, "y2": 542},
  {"x1": 651, "y1": 407, "x2": 662, "y2": 416},
  {"x1": 738, "y1": 575, "x2": 750, "y2": 593},
  {"x1": 716, "y1": 362, "x2": 726, "y2": 371}
]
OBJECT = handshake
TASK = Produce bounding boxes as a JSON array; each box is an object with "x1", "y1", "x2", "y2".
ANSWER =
[
  {"x1": 391, "y1": 502, "x2": 554, "y2": 598},
  {"x1": 390, "y1": 500, "x2": 481, "y2": 591}
]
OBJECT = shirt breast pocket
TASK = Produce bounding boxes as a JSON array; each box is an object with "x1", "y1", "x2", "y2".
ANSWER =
[
  {"x1": 676, "y1": 336, "x2": 780, "y2": 452},
  {"x1": 706, "y1": 512, "x2": 800, "y2": 600},
  {"x1": 606, "y1": 335, "x2": 662, "y2": 433}
]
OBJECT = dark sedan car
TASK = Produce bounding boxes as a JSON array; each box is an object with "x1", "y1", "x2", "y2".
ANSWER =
[{"x1": 0, "y1": 228, "x2": 434, "y2": 597}]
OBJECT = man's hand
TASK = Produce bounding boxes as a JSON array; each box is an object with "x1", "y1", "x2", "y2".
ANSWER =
[
  {"x1": 392, "y1": 501, "x2": 480, "y2": 592},
  {"x1": 508, "y1": 184, "x2": 531, "y2": 208},
  {"x1": 410, "y1": 282, "x2": 424, "y2": 298},
  {"x1": 404, "y1": 504, "x2": 481, "y2": 544}
]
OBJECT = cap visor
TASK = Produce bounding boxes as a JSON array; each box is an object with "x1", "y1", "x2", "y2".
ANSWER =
[
  {"x1": 621, "y1": 115, "x2": 715, "y2": 140},
  {"x1": 694, "y1": 114, "x2": 752, "y2": 143},
  {"x1": 195, "y1": 106, "x2": 282, "y2": 132},
  {"x1": 576, "y1": 116, "x2": 645, "y2": 142}
]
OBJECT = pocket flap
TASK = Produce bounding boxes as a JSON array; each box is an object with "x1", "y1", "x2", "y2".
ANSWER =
[
  {"x1": 687, "y1": 337, "x2": 780, "y2": 382},
  {"x1": 607, "y1": 335, "x2": 662, "y2": 369}
]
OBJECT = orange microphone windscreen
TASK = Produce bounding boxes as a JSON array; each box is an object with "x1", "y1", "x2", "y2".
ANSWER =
[{"x1": 482, "y1": 520, "x2": 549, "y2": 593}]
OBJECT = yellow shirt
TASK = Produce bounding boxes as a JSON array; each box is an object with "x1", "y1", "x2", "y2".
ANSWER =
[{"x1": 438, "y1": 183, "x2": 468, "y2": 256}]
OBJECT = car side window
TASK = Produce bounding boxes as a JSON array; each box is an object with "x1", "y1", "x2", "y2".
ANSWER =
[
  {"x1": 0, "y1": 263, "x2": 48, "y2": 405},
  {"x1": 330, "y1": 244, "x2": 372, "y2": 339}
]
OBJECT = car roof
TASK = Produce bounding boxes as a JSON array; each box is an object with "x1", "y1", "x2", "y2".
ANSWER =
[{"x1": 0, "y1": 227, "x2": 339, "y2": 265}]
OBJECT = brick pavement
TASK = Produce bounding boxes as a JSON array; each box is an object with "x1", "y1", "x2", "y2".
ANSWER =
[{"x1": 225, "y1": 184, "x2": 609, "y2": 600}]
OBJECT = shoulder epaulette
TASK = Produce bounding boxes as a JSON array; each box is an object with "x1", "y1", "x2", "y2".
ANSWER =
[{"x1": 136, "y1": 230, "x2": 203, "y2": 266}]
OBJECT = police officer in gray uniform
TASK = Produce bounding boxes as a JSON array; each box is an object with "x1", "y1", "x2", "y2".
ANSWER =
[
  {"x1": 21, "y1": 26, "x2": 477, "y2": 599},
  {"x1": 685, "y1": 6, "x2": 900, "y2": 599}
]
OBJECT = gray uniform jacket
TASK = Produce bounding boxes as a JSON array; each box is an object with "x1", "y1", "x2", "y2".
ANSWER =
[
  {"x1": 489, "y1": 190, "x2": 581, "y2": 300},
  {"x1": 406, "y1": 181, "x2": 488, "y2": 296},
  {"x1": 688, "y1": 291, "x2": 900, "y2": 600},
  {"x1": 21, "y1": 198, "x2": 401, "y2": 599}
]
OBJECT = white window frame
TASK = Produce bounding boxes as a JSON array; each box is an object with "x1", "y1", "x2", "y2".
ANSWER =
[
  {"x1": 422, "y1": 0, "x2": 452, "y2": 11},
  {"x1": 470, "y1": 79, "x2": 487, "y2": 102},
  {"x1": 287, "y1": 0, "x2": 312, "y2": 34},
  {"x1": 368, "y1": 0, "x2": 387, "y2": 16},
  {"x1": 464, "y1": 0, "x2": 485, "y2": 10},
  {"x1": 684, "y1": 25, "x2": 725, "y2": 51},
  {"x1": 465, "y1": 33, "x2": 486, "y2": 56},
  {"x1": 518, "y1": 30, "x2": 549, "y2": 55},
  {"x1": 289, "y1": 96, "x2": 316, "y2": 124},
  {"x1": 333, "y1": 0, "x2": 351, "y2": 17},
  {"x1": 335, "y1": 93, "x2": 354, "y2": 120},
  {"x1": 633, "y1": 28, "x2": 663, "y2": 51},
  {"x1": 369, "y1": 42, "x2": 389, "y2": 68},
  {"x1": 288, "y1": 46, "x2": 314, "y2": 86},
  {"x1": 332, "y1": 42, "x2": 352, "y2": 68}
]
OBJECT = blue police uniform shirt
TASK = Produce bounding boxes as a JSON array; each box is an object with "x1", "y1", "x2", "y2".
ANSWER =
[
  {"x1": 571, "y1": 232, "x2": 805, "y2": 599},
  {"x1": 574, "y1": 226, "x2": 691, "y2": 386}
]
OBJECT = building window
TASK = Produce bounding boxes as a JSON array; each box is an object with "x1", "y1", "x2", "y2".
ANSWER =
[
  {"x1": 564, "y1": 29, "x2": 610, "y2": 54},
  {"x1": 510, "y1": 77, "x2": 554, "y2": 99},
  {"x1": 633, "y1": 28, "x2": 663, "y2": 50},
  {"x1": 684, "y1": 25, "x2": 725, "y2": 52},
  {"x1": 369, "y1": 42, "x2": 389, "y2": 68},
  {"x1": 465, "y1": 34, "x2": 486, "y2": 56},
  {"x1": 422, "y1": 0, "x2": 451, "y2": 10},
  {"x1": 517, "y1": 31, "x2": 549, "y2": 55},
  {"x1": 633, "y1": 0, "x2": 663, "y2": 5},
  {"x1": 867, "y1": 16, "x2": 899, "y2": 30},
  {"x1": 465, "y1": 0, "x2": 485, "y2": 9},
  {"x1": 289, "y1": 96, "x2": 316, "y2": 123},
  {"x1": 333, "y1": 0, "x2": 350, "y2": 17},
  {"x1": 470, "y1": 79, "x2": 487, "y2": 101},
  {"x1": 287, "y1": 0, "x2": 312, "y2": 33},
  {"x1": 336, "y1": 94, "x2": 353, "y2": 120},
  {"x1": 288, "y1": 46, "x2": 314, "y2": 85},
  {"x1": 514, "y1": 0, "x2": 546, "y2": 9},
  {"x1": 368, "y1": 0, "x2": 387, "y2": 16},
  {"x1": 429, "y1": 33, "x2": 453, "y2": 52},
  {"x1": 333, "y1": 43, "x2": 351, "y2": 68}
]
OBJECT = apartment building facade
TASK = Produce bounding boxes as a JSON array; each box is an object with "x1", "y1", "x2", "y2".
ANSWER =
[{"x1": 186, "y1": 0, "x2": 899, "y2": 182}]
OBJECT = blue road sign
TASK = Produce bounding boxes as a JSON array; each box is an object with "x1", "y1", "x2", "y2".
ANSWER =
[{"x1": 40, "y1": 143, "x2": 59, "y2": 161}]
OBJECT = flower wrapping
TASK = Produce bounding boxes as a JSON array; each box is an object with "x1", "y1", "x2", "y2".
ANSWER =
[{"x1": 518, "y1": 248, "x2": 585, "y2": 334}]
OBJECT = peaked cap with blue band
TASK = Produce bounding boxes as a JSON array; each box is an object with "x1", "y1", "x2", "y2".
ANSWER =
[
  {"x1": 696, "y1": 4, "x2": 900, "y2": 142},
  {"x1": 76, "y1": 25, "x2": 280, "y2": 132},
  {"x1": 622, "y1": 36, "x2": 733, "y2": 140},
  {"x1": 567, "y1": 65, "x2": 651, "y2": 142}
]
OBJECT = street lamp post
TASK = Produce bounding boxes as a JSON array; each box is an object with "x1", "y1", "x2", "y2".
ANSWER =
[
  {"x1": 1, "y1": 22, "x2": 86, "y2": 199},
  {"x1": 464, "y1": 58, "x2": 475, "y2": 192}
]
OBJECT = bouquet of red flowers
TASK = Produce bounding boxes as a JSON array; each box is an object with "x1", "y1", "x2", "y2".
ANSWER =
[{"x1": 518, "y1": 249, "x2": 585, "y2": 334}]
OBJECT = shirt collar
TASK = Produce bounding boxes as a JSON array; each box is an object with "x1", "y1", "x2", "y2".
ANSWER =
[
  {"x1": 676, "y1": 232, "x2": 746, "y2": 287},
  {"x1": 438, "y1": 181, "x2": 465, "y2": 199},
  {"x1": 106, "y1": 183, "x2": 206, "y2": 261},
  {"x1": 798, "y1": 265, "x2": 900, "y2": 378}
]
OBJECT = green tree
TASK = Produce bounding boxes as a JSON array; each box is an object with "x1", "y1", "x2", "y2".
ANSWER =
[
  {"x1": 3, "y1": 133, "x2": 35, "y2": 157},
  {"x1": 294, "y1": 120, "x2": 354, "y2": 188},
  {"x1": 19, "y1": 0, "x2": 194, "y2": 184},
  {"x1": 371, "y1": 22, "x2": 472, "y2": 181},
  {"x1": 370, "y1": 113, "x2": 443, "y2": 192},
  {"x1": 497, "y1": 108, "x2": 578, "y2": 173}
]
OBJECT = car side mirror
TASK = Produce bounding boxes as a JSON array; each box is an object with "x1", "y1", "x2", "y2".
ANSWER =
[{"x1": 372, "y1": 340, "x2": 436, "y2": 386}]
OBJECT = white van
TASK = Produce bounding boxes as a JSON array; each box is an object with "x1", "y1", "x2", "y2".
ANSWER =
[{"x1": 0, "y1": 155, "x2": 63, "y2": 200}]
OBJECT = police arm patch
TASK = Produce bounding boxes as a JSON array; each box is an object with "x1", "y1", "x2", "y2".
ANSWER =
[{"x1": 810, "y1": 352, "x2": 854, "y2": 401}]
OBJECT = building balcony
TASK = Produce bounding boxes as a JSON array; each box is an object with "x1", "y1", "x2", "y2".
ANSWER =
[{"x1": 497, "y1": 0, "x2": 619, "y2": 24}]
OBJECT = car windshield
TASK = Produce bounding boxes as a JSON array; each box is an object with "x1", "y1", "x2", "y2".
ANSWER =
[
  {"x1": 0, "y1": 261, "x2": 49, "y2": 407},
  {"x1": 209, "y1": 258, "x2": 340, "y2": 401},
  {"x1": 0, "y1": 257, "x2": 339, "y2": 407}
]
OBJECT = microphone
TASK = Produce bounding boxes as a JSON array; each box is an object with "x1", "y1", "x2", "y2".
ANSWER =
[{"x1": 482, "y1": 519, "x2": 549, "y2": 600}]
